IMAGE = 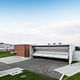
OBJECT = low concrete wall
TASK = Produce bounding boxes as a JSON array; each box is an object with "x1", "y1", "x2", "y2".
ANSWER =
[{"x1": 72, "y1": 51, "x2": 80, "y2": 61}]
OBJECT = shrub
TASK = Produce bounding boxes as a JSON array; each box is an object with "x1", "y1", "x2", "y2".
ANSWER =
[{"x1": 75, "y1": 47, "x2": 80, "y2": 51}]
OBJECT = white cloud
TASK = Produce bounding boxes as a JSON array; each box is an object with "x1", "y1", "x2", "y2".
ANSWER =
[{"x1": 0, "y1": 20, "x2": 80, "y2": 45}]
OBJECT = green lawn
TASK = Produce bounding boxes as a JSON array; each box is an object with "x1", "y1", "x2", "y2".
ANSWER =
[
  {"x1": 62, "y1": 72, "x2": 80, "y2": 80},
  {"x1": 71, "y1": 61, "x2": 78, "y2": 64},
  {"x1": 0, "y1": 70, "x2": 57, "y2": 80},
  {"x1": 0, "y1": 51, "x2": 15, "y2": 58}
]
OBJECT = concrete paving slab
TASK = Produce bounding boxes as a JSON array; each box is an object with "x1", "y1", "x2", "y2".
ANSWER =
[
  {"x1": 0, "y1": 56, "x2": 31, "y2": 64},
  {"x1": 54, "y1": 62, "x2": 80, "y2": 76},
  {"x1": 0, "y1": 62, "x2": 7, "y2": 67},
  {"x1": 0, "y1": 67, "x2": 24, "y2": 77}
]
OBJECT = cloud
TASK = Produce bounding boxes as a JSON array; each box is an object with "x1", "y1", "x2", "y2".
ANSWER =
[
  {"x1": 41, "y1": 20, "x2": 80, "y2": 35},
  {"x1": 0, "y1": 20, "x2": 80, "y2": 45}
]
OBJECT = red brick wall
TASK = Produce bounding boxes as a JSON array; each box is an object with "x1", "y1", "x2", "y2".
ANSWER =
[
  {"x1": 25, "y1": 45, "x2": 30, "y2": 57},
  {"x1": 10, "y1": 49, "x2": 14, "y2": 53},
  {"x1": 14, "y1": 44, "x2": 30, "y2": 57}
]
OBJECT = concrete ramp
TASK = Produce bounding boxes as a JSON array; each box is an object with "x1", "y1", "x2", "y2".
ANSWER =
[{"x1": 54, "y1": 62, "x2": 80, "y2": 76}]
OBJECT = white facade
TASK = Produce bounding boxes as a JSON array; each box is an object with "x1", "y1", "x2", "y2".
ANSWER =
[
  {"x1": 69, "y1": 44, "x2": 75, "y2": 64},
  {"x1": 30, "y1": 44, "x2": 80, "y2": 64},
  {"x1": 72, "y1": 51, "x2": 80, "y2": 61},
  {"x1": 31, "y1": 44, "x2": 75, "y2": 64}
]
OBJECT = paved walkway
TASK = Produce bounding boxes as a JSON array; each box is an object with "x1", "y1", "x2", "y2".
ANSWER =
[
  {"x1": 54, "y1": 62, "x2": 80, "y2": 76},
  {"x1": 0, "y1": 58, "x2": 68, "y2": 79},
  {"x1": 0, "y1": 56, "x2": 31, "y2": 64}
]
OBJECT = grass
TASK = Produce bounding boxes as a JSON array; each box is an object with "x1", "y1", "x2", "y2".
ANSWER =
[
  {"x1": 71, "y1": 61, "x2": 78, "y2": 64},
  {"x1": 62, "y1": 72, "x2": 80, "y2": 80},
  {"x1": 0, "y1": 70, "x2": 58, "y2": 80},
  {"x1": 62, "y1": 75, "x2": 67, "y2": 80},
  {"x1": 66, "y1": 72, "x2": 80, "y2": 80},
  {"x1": 0, "y1": 51, "x2": 15, "y2": 58},
  {"x1": 75, "y1": 47, "x2": 80, "y2": 51}
]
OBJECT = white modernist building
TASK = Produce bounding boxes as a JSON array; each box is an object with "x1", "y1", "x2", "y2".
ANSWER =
[{"x1": 30, "y1": 44, "x2": 75, "y2": 64}]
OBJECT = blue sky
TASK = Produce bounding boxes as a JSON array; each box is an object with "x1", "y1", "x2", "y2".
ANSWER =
[{"x1": 0, "y1": 0, "x2": 80, "y2": 45}]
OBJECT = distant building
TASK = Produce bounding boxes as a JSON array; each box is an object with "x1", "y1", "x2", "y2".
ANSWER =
[
  {"x1": 48, "y1": 43, "x2": 51, "y2": 45},
  {"x1": 53, "y1": 43, "x2": 56, "y2": 45},
  {"x1": 58, "y1": 42, "x2": 62, "y2": 45},
  {"x1": 0, "y1": 43, "x2": 14, "y2": 51}
]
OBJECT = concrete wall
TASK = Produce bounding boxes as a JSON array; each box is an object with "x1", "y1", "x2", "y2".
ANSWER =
[
  {"x1": 69, "y1": 44, "x2": 75, "y2": 64},
  {"x1": 72, "y1": 51, "x2": 80, "y2": 61},
  {"x1": 33, "y1": 46, "x2": 69, "y2": 52}
]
